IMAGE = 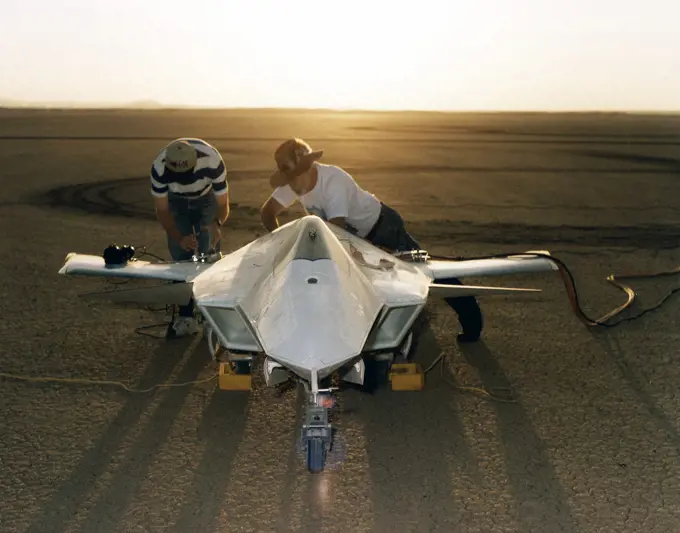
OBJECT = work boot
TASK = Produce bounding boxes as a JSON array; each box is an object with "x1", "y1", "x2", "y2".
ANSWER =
[
  {"x1": 437, "y1": 276, "x2": 484, "y2": 342},
  {"x1": 166, "y1": 316, "x2": 199, "y2": 338},
  {"x1": 449, "y1": 296, "x2": 483, "y2": 342}
]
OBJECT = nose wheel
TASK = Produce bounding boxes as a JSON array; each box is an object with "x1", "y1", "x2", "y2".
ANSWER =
[
  {"x1": 301, "y1": 370, "x2": 336, "y2": 473},
  {"x1": 302, "y1": 403, "x2": 332, "y2": 473}
]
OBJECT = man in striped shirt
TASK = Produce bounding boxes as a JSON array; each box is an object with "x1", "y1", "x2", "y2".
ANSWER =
[{"x1": 150, "y1": 138, "x2": 230, "y2": 337}]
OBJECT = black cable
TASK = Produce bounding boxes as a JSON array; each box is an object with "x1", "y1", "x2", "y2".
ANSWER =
[
  {"x1": 425, "y1": 250, "x2": 680, "y2": 328},
  {"x1": 134, "y1": 304, "x2": 177, "y2": 339},
  {"x1": 97, "y1": 243, "x2": 177, "y2": 337}
]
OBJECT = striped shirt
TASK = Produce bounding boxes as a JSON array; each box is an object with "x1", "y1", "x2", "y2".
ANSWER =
[{"x1": 150, "y1": 138, "x2": 228, "y2": 198}]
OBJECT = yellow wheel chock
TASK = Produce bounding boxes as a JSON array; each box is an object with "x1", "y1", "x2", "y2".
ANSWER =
[
  {"x1": 218, "y1": 361, "x2": 252, "y2": 391},
  {"x1": 388, "y1": 363, "x2": 425, "y2": 391}
]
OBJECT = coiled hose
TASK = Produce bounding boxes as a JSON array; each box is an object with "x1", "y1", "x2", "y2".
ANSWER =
[{"x1": 427, "y1": 251, "x2": 680, "y2": 328}]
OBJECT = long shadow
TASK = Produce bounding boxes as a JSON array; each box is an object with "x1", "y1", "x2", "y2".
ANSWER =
[
  {"x1": 590, "y1": 330, "x2": 680, "y2": 448},
  {"x1": 457, "y1": 340, "x2": 581, "y2": 533},
  {"x1": 355, "y1": 319, "x2": 479, "y2": 532},
  {"x1": 271, "y1": 386, "x2": 306, "y2": 533},
  {"x1": 167, "y1": 381, "x2": 250, "y2": 532},
  {"x1": 24, "y1": 335, "x2": 196, "y2": 533},
  {"x1": 71, "y1": 338, "x2": 213, "y2": 532}
]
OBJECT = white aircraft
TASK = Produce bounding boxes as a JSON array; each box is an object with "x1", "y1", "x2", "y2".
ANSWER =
[{"x1": 58, "y1": 215, "x2": 557, "y2": 473}]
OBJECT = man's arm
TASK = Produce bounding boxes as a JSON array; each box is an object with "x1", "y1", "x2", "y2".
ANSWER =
[
  {"x1": 150, "y1": 163, "x2": 182, "y2": 242},
  {"x1": 214, "y1": 189, "x2": 230, "y2": 225},
  {"x1": 328, "y1": 216, "x2": 347, "y2": 229},
  {"x1": 209, "y1": 156, "x2": 230, "y2": 225},
  {"x1": 260, "y1": 196, "x2": 286, "y2": 232},
  {"x1": 260, "y1": 185, "x2": 298, "y2": 232},
  {"x1": 153, "y1": 195, "x2": 183, "y2": 243},
  {"x1": 207, "y1": 190, "x2": 229, "y2": 250}
]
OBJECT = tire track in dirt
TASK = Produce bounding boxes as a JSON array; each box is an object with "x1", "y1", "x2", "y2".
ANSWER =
[
  {"x1": 30, "y1": 176, "x2": 263, "y2": 229},
  {"x1": 30, "y1": 177, "x2": 680, "y2": 249}
]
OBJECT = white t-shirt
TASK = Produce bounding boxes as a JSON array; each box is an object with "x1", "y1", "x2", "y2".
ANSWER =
[{"x1": 272, "y1": 163, "x2": 381, "y2": 238}]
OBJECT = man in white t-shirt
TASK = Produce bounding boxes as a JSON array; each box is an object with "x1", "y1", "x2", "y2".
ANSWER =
[
  {"x1": 260, "y1": 138, "x2": 421, "y2": 251},
  {"x1": 259, "y1": 138, "x2": 484, "y2": 342}
]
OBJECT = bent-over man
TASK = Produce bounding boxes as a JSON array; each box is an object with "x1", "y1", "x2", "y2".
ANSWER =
[
  {"x1": 259, "y1": 138, "x2": 483, "y2": 342},
  {"x1": 150, "y1": 137, "x2": 230, "y2": 337}
]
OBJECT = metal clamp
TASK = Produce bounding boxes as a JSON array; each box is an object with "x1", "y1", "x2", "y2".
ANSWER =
[
  {"x1": 394, "y1": 249, "x2": 431, "y2": 263},
  {"x1": 192, "y1": 251, "x2": 223, "y2": 263}
]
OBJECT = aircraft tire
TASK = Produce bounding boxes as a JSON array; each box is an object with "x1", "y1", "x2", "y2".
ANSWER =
[
  {"x1": 307, "y1": 438, "x2": 326, "y2": 473},
  {"x1": 362, "y1": 358, "x2": 390, "y2": 392}
]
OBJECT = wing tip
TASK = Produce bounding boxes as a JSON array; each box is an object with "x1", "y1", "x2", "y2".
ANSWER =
[{"x1": 58, "y1": 252, "x2": 77, "y2": 275}]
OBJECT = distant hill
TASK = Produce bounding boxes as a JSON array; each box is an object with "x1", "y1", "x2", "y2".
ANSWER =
[
  {"x1": 0, "y1": 98, "x2": 165, "y2": 109},
  {"x1": 1, "y1": 98, "x2": 678, "y2": 114}
]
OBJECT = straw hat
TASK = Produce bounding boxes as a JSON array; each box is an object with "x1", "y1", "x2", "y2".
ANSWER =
[{"x1": 269, "y1": 138, "x2": 323, "y2": 188}]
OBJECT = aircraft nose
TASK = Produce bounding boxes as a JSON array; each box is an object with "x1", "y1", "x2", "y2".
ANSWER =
[{"x1": 250, "y1": 260, "x2": 383, "y2": 377}]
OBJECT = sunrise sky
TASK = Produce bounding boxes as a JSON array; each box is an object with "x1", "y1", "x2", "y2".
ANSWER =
[{"x1": 2, "y1": 0, "x2": 679, "y2": 111}]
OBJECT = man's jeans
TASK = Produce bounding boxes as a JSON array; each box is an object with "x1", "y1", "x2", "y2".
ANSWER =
[
  {"x1": 364, "y1": 202, "x2": 483, "y2": 340},
  {"x1": 167, "y1": 191, "x2": 221, "y2": 317},
  {"x1": 364, "y1": 202, "x2": 421, "y2": 253}
]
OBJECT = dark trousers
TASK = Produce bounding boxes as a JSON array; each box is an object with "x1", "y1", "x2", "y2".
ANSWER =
[
  {"x1": 167, "y1": 191, "x2": 221, "y2": 317},
  {"x1": 362, "y1": 203, "x2": 483, "y2": 340}
]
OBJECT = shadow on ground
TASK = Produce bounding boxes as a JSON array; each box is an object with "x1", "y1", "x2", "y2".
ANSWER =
[
  {"x1": 24, "y1": 336, "x2": 249, "y2": 533},
  {"x1": 590, "y1": 330, "x2": 680, "y2": 449},
  {"x1": 346, "y1": 322, "x2": 477, "y2": 531},
  {"x1": 457, "y1": 340, "x2": 581, "y2": 533}
]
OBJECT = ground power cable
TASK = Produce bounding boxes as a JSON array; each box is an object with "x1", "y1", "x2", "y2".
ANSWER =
[{"x1": 415, "y1": 250, "x2": 680, "y2": 403}]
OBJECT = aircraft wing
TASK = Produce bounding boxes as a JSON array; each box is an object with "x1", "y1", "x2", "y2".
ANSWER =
[
  {"x1": 58, "y1": 253, "x2": 211, "y2": 282},
  {"x1": 423, "y1": 251, "x2": 558, "y2": 280}
]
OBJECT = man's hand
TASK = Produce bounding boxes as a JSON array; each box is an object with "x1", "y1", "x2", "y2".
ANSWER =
[
  {"x1": 350, "y1": 245, "x2": 365, "y2": 262},
  {"x1": 378, "y1": 258, "x2": 395, "y2": 270},
  {"x1": 349, "y1": 243, "x2": 394, "y2": 271},
  {"x1": 179, "y1": 234, "x2": 198, "y2": 252}
]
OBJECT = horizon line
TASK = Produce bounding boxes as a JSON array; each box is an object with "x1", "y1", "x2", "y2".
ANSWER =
[{"x1": 1, "y1": 104, "x2": 679, "y2": 115}]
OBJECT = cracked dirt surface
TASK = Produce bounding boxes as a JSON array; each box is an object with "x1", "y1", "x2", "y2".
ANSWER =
[{"x1": 1, "y1": 109, "x2": 680, "y2": 532}]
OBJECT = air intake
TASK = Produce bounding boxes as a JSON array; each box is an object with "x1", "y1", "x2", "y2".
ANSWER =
[
  {"x1": 363, "y1": 303, "x2": 424, "y2": 351},
  {"x1": 200, "y1": 305, "x2": 262, "y2": 352}
]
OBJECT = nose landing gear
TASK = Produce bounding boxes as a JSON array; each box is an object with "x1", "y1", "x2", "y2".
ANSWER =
[{"x1": 301, "y1": 369, "x2": 337, "y2": 473}]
